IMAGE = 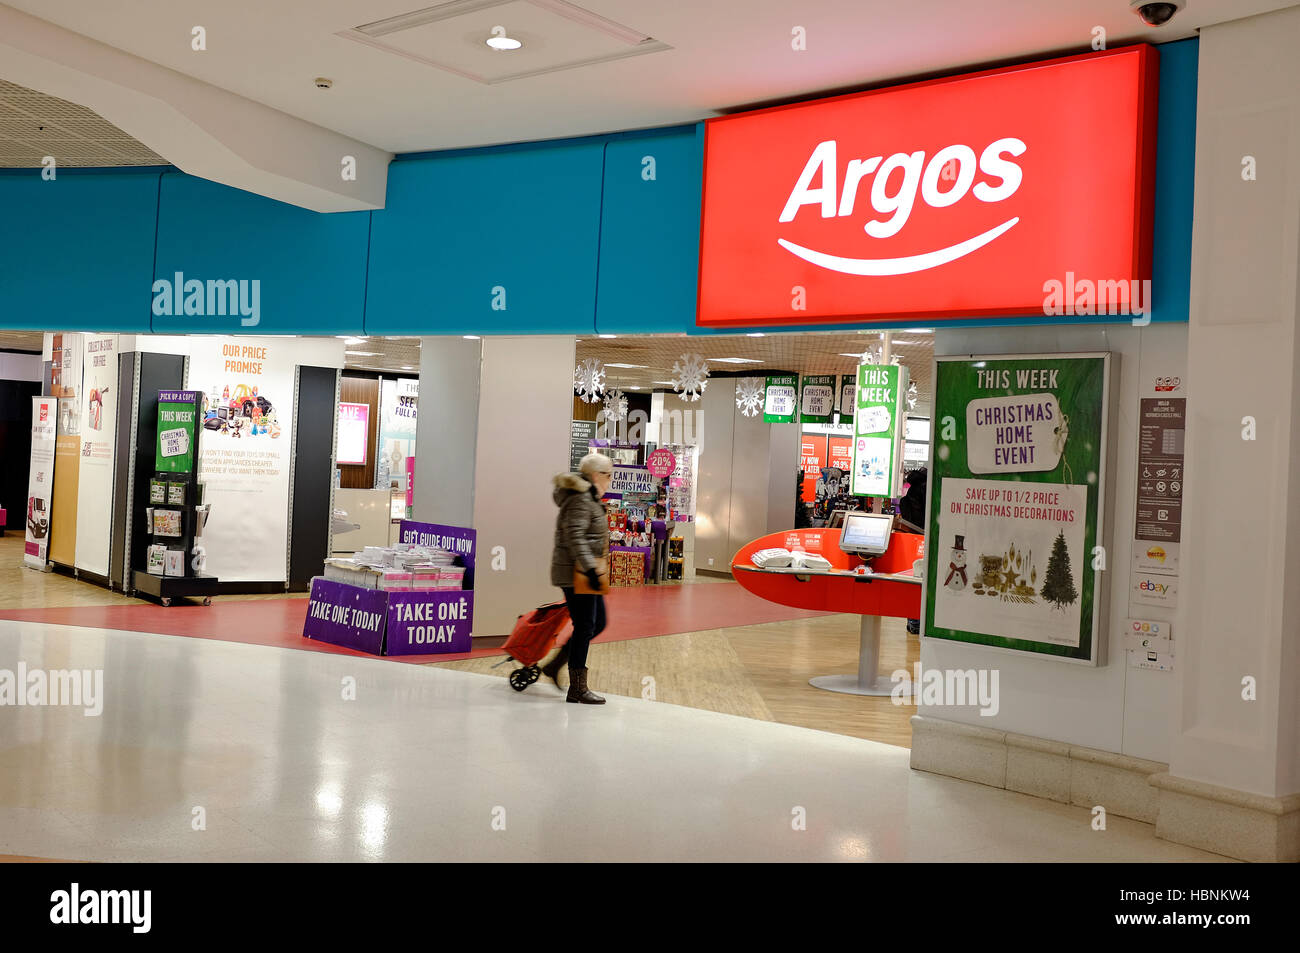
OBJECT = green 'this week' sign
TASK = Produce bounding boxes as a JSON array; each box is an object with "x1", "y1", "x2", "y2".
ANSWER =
[
  {"x1": 924, "y1": 354, "x2": 1111, "y2": 664},
  {"x1": 851, "y1": 363, "x2": 906, "y2": 498},
  {"x1": 800, "y1": 375, "x2": 837, "y2": 424},
  {"x1": 155, "y1": 390, "x2": 200, "y2": 473},
  {"x1": 763, "y1": 375, "x2": 798, "y2": 423}
]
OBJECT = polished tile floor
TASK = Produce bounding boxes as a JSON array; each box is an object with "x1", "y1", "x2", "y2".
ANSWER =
[{"x1": 0, "y1": 619, "x2": 1228, "y2": 862}]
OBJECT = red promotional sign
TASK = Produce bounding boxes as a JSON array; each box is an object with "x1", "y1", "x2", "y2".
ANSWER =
[
  {"x1": 647, "y1": 448, "x2": 677, "y2": 478},
  {"x1": 828, "y1": 437, "x2": 853, "y2": 472},
  {"x1": 800, "y1": 434, "x2": 827, "y2": 502},
  {"x1": 697, "y1": 46, "x2": 1158, "y2": 327}
]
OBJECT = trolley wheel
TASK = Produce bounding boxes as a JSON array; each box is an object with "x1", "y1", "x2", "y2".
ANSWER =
[
  {"x1": 202, "y1": 597, "x2": 212, "y2": 607},
  {"x1": 161, "y1": 597, "x2": 172, "y2": 607},
  {"x1": 526, "y1": 665, "x2": 541, "y2": 685},
  {"x1": 508, "y1": 668, "x2": 531, "y2": 692}
]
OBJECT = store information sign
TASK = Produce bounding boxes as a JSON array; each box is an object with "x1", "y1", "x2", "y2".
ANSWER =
[
  {"x1": 24, "y1": 397, "x2": 57, "y2": 569},
  {"x1": 924, "y1": 354, "x2": 1109, "y2": 663},
  {"x1": 764, "y1": 375, "x2": 798, "y2": 423},
  {"x1": 851, "y1": 364, "x2": 906, "y2": 497},
  {"x1": 375, "y1": 379, "x2": 418, "y2": 490},
  {"x1": 800, "y1": 375, "x2": 836, "y2": 423},
  {"x1": 1133, "y1": 397, "x2": 1185, "y2": 575},
  {"x1": 337, "y1": 402, "x2": 370, "y2": 466},
  {"x1": 570, "y1": 419, "x2": 597, "y2": 472},
  {"x1": 697, "y1": 46, "x2": 1158, "y2": 327},
  {"x1": 155, "y1": 391, "x2": 199, "y2": 473}
]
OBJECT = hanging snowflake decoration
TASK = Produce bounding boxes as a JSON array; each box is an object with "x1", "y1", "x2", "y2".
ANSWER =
[
  {"x1": 671, "y1": 352, "x2": 709, "y2": 401},
  {"x1": 602, "y1": 388, "x2": 628, "y2": 421},
  {"x1": 736, "y1": 378, "x2": 764, "y2": 417},
  {"x1": 860, "y1": 344, "x2": 882, "y2": 365},
  {"x1": 906, "y1": 381, "x2": 919, "y2": 410},
  {"x1": 573, "y1": 357, "x2": 606, "y2": 403}
]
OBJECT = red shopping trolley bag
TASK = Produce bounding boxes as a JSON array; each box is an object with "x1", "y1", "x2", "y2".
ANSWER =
[{"x1": 503, "y1": 602, "x2": 572, "y2": 668}]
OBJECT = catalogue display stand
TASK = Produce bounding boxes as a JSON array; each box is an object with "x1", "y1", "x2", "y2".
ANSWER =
[{"x1": 131, "y1": 389, "x2": 220, "y2": 606}]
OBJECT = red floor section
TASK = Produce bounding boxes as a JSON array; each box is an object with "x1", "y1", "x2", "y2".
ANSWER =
[{"x1": 0, "y1": 582, "x2": 830, "y2": 664}]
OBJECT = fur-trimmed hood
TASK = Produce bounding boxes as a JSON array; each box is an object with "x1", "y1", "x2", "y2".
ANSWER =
[{"x1": 553, "y1": 472, "x2": 592, "y2": 505}]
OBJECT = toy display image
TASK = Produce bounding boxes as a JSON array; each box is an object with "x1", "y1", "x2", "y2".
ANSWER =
[
  {"x1": 203, "y1": 383, "x2": 280, "y2": 438},
  {"x1": 969, "y1": 540, "x2": 1041, "y2": 605},
  {"x1": 87, "y1": 386, "x2": 109, "y2": 431}
]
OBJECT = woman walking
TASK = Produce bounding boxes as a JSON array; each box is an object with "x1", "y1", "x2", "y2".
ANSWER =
[{"x1": 545, "y1": 452, "x2": 613, "y2": 704}]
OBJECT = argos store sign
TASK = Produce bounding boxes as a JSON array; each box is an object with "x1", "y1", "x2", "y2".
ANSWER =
[{"x1": 697, "y1": 46, "x2": 1159, "y2": 327}]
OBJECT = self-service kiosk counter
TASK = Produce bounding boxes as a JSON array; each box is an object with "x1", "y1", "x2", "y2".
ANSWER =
[{"x1": 731, "y1": 521, "x2": 923, "y2": 696}]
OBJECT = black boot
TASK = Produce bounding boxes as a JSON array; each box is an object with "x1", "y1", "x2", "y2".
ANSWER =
[
  {"x1": 566, "y1": 667, "x2": 606, "y2": 705},
  {"x1": 540, "y1": 644, "x2": 570, "y2": 687}
]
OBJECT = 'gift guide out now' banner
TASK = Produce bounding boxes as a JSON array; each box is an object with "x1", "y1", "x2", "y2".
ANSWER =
[{"x1": 924, "y1": 354, "x2": 1110, "y2": 664}]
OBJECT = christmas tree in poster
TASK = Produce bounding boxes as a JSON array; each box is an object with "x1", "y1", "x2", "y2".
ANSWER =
[{"x1": 1039, "y1": 529, "x2": 1078, "y2": 610}]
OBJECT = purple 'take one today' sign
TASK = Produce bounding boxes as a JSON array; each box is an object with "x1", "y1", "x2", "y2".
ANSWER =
[
  {"x1": 384, "y1": 590, "x2": 474, "y2": 655},
  {"x1": 303, "y1": 578, "x2": 388, "y2": 655}
]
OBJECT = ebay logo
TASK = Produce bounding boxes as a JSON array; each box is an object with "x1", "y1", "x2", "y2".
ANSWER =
[
  {"x1": 1137, "y1": 579, "x2": 1168, "y2": 593},
  {"x1": 777, "y1": 137, "x2": 1026, "y2": 276}
]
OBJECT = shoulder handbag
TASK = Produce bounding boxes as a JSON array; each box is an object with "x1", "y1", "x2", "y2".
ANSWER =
[{"x1": 573, "y1": 550, "x2": 610, "y2": 594}]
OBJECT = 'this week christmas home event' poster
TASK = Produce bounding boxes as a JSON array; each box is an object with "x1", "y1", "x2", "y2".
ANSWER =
[{"x1": 925, "y1": 354, "x2": 1110, "y2": 664}]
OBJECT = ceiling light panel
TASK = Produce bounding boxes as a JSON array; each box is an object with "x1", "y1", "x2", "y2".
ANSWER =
[{"x1": 341, "y1": 0, "x2": 669, "y2": 86}]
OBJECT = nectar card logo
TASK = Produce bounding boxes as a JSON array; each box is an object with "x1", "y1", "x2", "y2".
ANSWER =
[
  {"x1": 1146, "y1": 545, "x2": 1166, "y2": 564},
  {"x1": 697, "y1": 45, "x2": 1158, "y2": 327},
  {"x1": 39, "y1": 405, "x2": 48, "y2": 422}
]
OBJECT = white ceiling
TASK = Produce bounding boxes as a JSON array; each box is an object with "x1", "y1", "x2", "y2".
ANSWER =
[{"x1": 4, "y1": 0, "x2": 1296, "y2": 157}]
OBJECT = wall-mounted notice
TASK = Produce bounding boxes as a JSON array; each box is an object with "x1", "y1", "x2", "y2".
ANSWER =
[
  {"x1": 570, "y1": 419, "x2": 597, "y2": 472},
  {"x1": 187, "y1": 338, "x2": 294, "y2": 583},
  {"x1": 851, "y1": 363, "x2": 906, "y2": 498},
  {"x1": 1132, "y1": 397, "x2": 1185, "y2": 575},
  {"x1": 800, "y1": 375, "x2": 836, "y2": 423},
  {"x1": 764, "y1": 375, "x2": 798, "y2": 423},
  {"x1": 337, "y1": 402, "x2": 370, "y2": 466},
  {"x1": 925, "y1": 353, "x2": 1110, "y2": 664},
  {"x1": 24, "y1": 397, "x2": 57, "y2": 569},
  {"x1": 74, "y1": 333, "x2": 119, "y2": 577},
  {"x1": 47, "y1": 332, "x2": 83, "y2": 568}
]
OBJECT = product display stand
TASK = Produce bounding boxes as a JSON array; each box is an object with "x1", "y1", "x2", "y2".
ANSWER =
[{"x1": 131, "y1": 389, "x2": 219, "y2": 606}]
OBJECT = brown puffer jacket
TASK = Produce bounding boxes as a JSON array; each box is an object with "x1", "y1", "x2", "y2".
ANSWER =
[{"x1": 550, "y1": 472, "x2": 609, "y2": 588}]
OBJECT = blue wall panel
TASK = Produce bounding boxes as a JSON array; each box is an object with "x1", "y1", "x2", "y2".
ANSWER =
[
  {"x1": 595, "y1": 127, "x2": 703, "y2": 335},
  {"x1": 152, "y1": 173, "x2": 370, "y2": 335},
  {"x1": 366, "y1": 142, "x2": 605, "y2": 335},
  {"x1": 0, "y1": 169, "x2": 160, "y2": 333}
]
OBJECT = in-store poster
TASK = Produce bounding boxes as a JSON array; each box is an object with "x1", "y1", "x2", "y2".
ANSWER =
[
  {"x1": 337, "y1": 402, "x2": 370, "y2": 466},
  {"x1": 851, "y1": 363, "x2": 906, "y2": 498},
  {"x1": 187, "y1": 338, "x2": 294, "y2": 583},
  {"x1": 925, "y1": 354, "x2": 1109, "y2": 663},
  {"x1": 74, "y1": 333, "x2": 119, "y2": 577},
  {"x1": 375, "y1": 378, "x2": 418, "y2": 490},
  {"x1": 24, "y1": 397, "x2": 57, "y2": 569},
  {"x1": 155, "y1": 392, "x2": 199, "y2": 474},
  {"x1": 838, "y1": 374, "x2": 856, "y2": 421},
  {"x1": 47, "y1": 332, "x2": 83, "y2": 567}
]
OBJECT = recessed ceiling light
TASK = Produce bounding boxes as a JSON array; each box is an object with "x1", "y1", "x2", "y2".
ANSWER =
[
  {"x1": 652, "y1": 380, "x2": 677, "y2": 385},
  {"x1": 597, "y1": 334, "x2": 617, "y2": 339},
  {"x1": 338, "y1": 336, "x2": 365, "y2": 344},
  {"x1": 629, "y1": 386, "x2": 641, "y2": 390},
  {"x1": 463, "y1": 335, "x2": 481, "y2": 340},
  {"x1": 708, "y1": 357, "x2": 763, "y2": 364},
  {"x1": 746, "y1": 332, "x2": 766, "y2": 337},
  {"x1": 401, "y1": 365, "x2": 416, "y2": 370},
  {"x1": 604, "y1": 363, "x2": 648, "y2": 369},
  {"x1": 346, "y1": 350, "x2": 379, "y2": 357},
  {"x1": 838, "y1": 352, "x2": 867, "y2": 358},
  {"x1": 486, "y1": 29, "x2": 522, "y2": 51}
]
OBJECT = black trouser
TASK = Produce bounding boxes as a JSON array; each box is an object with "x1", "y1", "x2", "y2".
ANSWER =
[{"x1": 561, "y1": 587, "x2": 607, "y2": 669}]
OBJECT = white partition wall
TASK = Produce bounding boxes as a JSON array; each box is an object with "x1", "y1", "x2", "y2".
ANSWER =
[{"x1": 470, "y1": 335, "x2": 576, "y2": 637}]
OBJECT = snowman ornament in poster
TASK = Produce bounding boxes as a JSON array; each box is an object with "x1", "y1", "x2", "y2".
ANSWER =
[{"x1": 945, "y1": 535, "x2": 968, "y2": 592}]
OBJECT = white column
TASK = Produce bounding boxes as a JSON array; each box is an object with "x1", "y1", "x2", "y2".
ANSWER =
[
  {"x1": 1153, "y1": 6, "x2": 1300, "y2": 860},
  {"x1": 470, "y1": 335, "x2": 576, "y2": 636},
  {"x1": 413, "y1": 337, "x2": 482, "y2": 525}
]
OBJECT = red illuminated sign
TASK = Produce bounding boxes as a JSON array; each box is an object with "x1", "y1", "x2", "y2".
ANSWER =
[{"x1": 697, "y1": 46, "x2": 1158, "y2": 327}]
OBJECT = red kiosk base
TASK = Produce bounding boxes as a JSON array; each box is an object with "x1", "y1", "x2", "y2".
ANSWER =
[{"x1": 732, "y1": 527, "x2": 923, "y2": 697}]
